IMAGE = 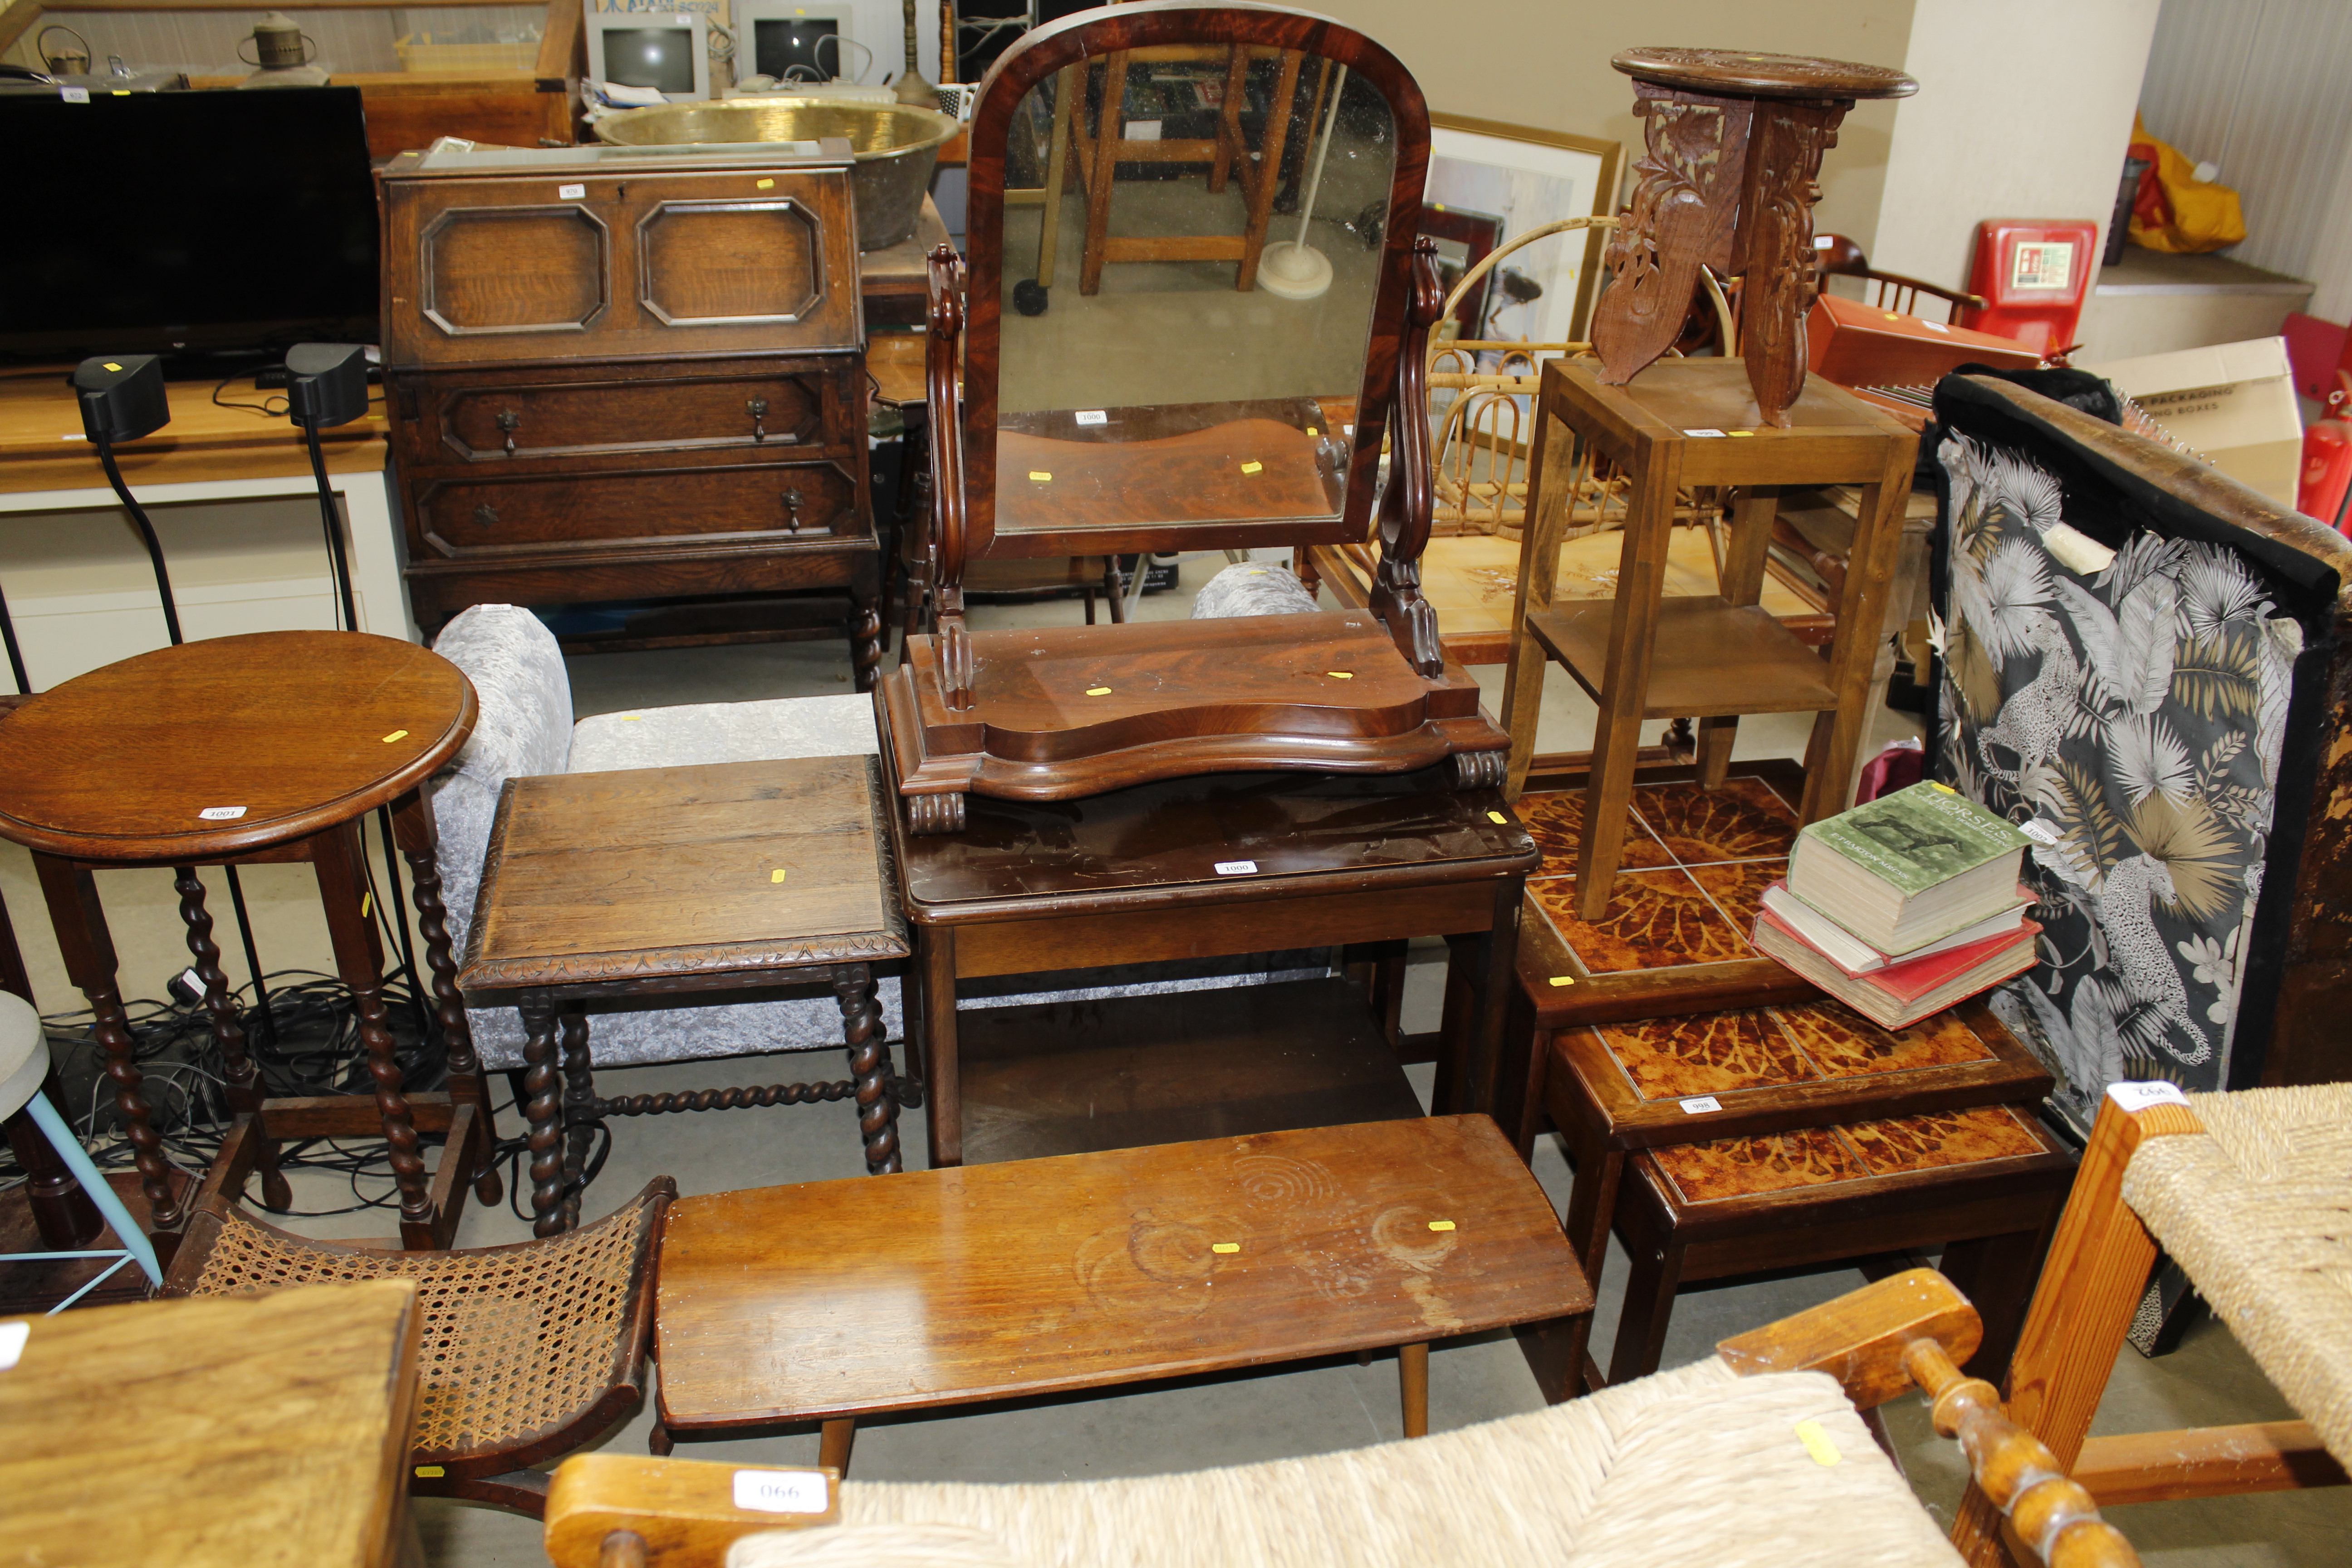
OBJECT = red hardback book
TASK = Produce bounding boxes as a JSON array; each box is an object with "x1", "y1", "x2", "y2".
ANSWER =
[{"x1": 1753, "y1": 907, "x2": 2041, "y2": 1028}]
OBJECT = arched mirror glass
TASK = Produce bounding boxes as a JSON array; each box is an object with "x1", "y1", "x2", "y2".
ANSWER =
[{"x1": 961, "y1": 8, "x2": 1415, "y2": 558}]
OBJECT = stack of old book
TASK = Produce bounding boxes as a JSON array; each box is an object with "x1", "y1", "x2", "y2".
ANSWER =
[{"x1": 1754, "y1": 781, "x2": 2039, "y2": 1029}]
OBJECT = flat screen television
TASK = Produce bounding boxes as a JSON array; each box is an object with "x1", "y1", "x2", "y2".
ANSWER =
[{"x1": 0, "y1": 86, "x2": 379, "y2": 373}]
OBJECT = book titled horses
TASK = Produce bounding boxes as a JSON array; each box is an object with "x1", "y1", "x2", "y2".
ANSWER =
[{"x1": 1788, "y1": 782, "x2": 2031, "y2": 955}]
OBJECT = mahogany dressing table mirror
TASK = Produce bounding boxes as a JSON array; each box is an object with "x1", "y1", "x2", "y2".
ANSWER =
[{"x1": 879, "y1": 0, "x2": 1509, "y2": 832}]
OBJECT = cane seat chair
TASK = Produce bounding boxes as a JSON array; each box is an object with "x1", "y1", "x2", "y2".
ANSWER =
[
  {"x1": 540, "y1": 1270, "x2": 2140, "y2": 1568},
  {"x1": 1945, "y1": 1083, "x2": 2352, "y2": 1564},
  {"x1": 163, "y1": 1115, "x2": 672, "y2": 1517}
]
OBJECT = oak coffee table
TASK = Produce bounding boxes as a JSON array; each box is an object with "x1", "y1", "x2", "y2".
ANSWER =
[
  {"x1": 654, "y1": 1113, "x2": 1591, "y2": 1471},
  {"x1": 458, "y1": 756, "x2": 910, "y2": 1236}
]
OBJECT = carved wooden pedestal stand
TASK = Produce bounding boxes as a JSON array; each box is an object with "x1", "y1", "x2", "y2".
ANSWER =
[{"x1": 1589, "y1": 47, "x2": 1918, "y2": 426}]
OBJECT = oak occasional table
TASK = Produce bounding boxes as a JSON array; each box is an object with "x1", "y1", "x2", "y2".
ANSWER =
[
  {"x1": 876, "y1": 696, "x2": 1541, "y2": 1167},
  {"x1": 0, "y1": 631, "x2": 498, "y2": 1256},
  {"x1": 1516, "y1": 356, "x2": 1917, "y2": 920},
  {"x1": 0, "y1": 1279, "x2": 424, "y2": 1568},
  {"x1": 653, "y1": 1114, "x2": 1592, "y2": 1470},
  {"x1": 457, "y1": 756, "x2": 910, "y2": 1237}
]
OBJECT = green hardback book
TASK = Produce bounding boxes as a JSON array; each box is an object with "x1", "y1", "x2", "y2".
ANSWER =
[{"x1": 1794, "y1": 782, "x2": 2031, "y2": 895}]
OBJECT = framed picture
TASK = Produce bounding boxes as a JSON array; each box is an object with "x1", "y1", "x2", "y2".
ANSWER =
[{"x1": 1422, "y1": 114, "x2": 1623, "y2": 346}]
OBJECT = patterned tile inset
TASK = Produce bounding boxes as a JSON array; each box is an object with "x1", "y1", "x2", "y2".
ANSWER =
[
  {"x1": 1769, "y1": 1000, "x2": 1996, "y2": 1080},
  {"x1": 1630, "y1": 777, "x2": 1801, "y2": 864},
  {"x1": 1594, "y1": 1009, "x2": 1818, "y2": 1100},
  {"x1": 1656, "y1": 1105, "x2": 2046, "y2": 1205},
  {"x1": 1688, "y1": 858, "x2": 1784, "y2": 937},
  {"x1": 1516, "y1": 789, "x2": 1671, "y2": 878},
  {"x1": 1842, "y1": 1105, "x2": 2047, "y2": 1174},
  {"x1": 1651, "y1": 1126, "x2": 1871, "y2": 1203},
  {"x1": 1529, "y1": 868, "x2": 1749, "y2": 974}
]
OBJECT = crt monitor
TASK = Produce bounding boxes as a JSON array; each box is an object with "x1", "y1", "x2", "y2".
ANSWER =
[
  {"x1": 754, "y1": 17, "x2": 837, "y2": 78},
  {"x1": 735, "y1": 2, "x2": 857, "y2": 82},
  {"x1": 584, "y1": 9, "x2": 710, "y2": 100}
]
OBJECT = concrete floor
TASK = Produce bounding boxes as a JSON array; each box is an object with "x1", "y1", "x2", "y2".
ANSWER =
[{"x1": 8, "y1": 551, "x2": 2344, "y2": 1566}]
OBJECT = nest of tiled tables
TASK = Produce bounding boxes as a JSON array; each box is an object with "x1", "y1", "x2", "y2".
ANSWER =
[{"x1": 1499, "y1": 756, "x2": 2064, "y2": 1403}]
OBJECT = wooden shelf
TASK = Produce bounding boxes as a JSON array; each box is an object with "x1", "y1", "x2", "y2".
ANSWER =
[
  {"x1": 1528, "y1": 593, "x2": 1838, "y2": 718},
  {"x1": 956, "y1": 976, "x2": 1424, "y2": 1164}
]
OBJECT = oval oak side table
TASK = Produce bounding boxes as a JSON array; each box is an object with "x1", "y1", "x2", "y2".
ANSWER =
[{"x1": 0, "y1": 631, "x2": 500, "y2": 1257}]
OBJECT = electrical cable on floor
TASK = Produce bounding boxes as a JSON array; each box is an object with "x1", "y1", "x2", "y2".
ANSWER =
[{"x1": 0, "y1": 967, "x2": 454, "y2": 1220}]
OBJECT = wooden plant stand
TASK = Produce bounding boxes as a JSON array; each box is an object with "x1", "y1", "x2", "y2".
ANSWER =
[
  {"x1": 1502, "y1": 357, "x2": 1917, "y2": 920},
  {"x1": 0, "y1": 632, "x2": 500, "y2": 1255}
]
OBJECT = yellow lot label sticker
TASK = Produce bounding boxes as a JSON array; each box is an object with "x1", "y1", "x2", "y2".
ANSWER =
[{"x1": 1793, "y1": 1419, "x2": 1841, "y2": 1466}]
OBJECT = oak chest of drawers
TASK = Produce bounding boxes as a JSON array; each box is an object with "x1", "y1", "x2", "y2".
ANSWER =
[{"x1": 378, "y1": 141, "x2": 882, "y2": 683}]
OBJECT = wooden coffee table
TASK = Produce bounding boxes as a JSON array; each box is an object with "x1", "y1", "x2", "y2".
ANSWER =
[
  {"x1": 653, "y1": 1113, "x2": 1592, "y2": 1470},
  {"x1": 457, "y1": 756, "x2": 911, "y2": 1236},
  {"x1": 876, "y1": 694, "x2": 1541, "y2": 1167}
]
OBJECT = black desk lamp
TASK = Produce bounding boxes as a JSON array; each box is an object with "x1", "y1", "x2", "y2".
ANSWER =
[
  {"x1": 73, "y1": 354, "x2": 182, "y2": 644},
  {"x1": 284, "y1": 343, "x2": 368, "y2": 632}
]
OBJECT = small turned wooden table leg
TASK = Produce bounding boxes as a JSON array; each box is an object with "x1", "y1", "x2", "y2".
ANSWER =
[
  {"x1": 834, "y1": 962, "x2": 902, "y2": 1175},
  {"x1": 819, "y1": 1417, "x2": 856, "y2": 1476},
  {"x1": 313, "y1": 820, "x2": 437, "y2": 1248},
  {"x1": 849, "y1": 554, "x2": 885, "y2": 695},
  {"x1": 518, "y1": 991, "x2": 566, "y2": 1238},
  {"x1": 1399, "y1": 1342, "x2": 1430, "y2": 1437},
  {"x1": 173, "y1": 866, "x2": 293, "y2": 1211},
  {"x1": 31, "y1": 853, "x2": 182, "y2": 1241},
  {"x1": 392, "y1": 786, "x2": 503, "y2": 1205},
  {"x1": 559, "y1": 1009, "x2": 594, "y2": 1230}
]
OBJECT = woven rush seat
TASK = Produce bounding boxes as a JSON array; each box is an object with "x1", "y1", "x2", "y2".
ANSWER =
[
  {"x1": 2121, "y1": 1085, "x2": 2352, "y2": 1469},
  {"x1": 168, "y1": 1166, "x2": 674, "y2": 1514},
  {"x1": 723, "y1": 1359, "x2": 1961, "y2": 1568}
]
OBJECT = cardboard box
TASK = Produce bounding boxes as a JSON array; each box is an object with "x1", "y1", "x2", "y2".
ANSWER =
[{"x1": 2082, "y1": 337, "x2": 2303, "y2": 506}]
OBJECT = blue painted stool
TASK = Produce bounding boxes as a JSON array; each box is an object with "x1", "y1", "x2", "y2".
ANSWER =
[{"x1": 1, "y1": 992, "x2": 161, "y2": 1312}]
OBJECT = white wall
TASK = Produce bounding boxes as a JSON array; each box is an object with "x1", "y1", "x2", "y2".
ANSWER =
[
  {"x1": 1311, "y1": 0, "x2": 1917, "y2": 255},
  {"x1": 1872, "y1": 0, "x2": 2161, "y2": 292},
  {"x1": 2137, "y1": 0, "x2": 2352, "y2": 314}
]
